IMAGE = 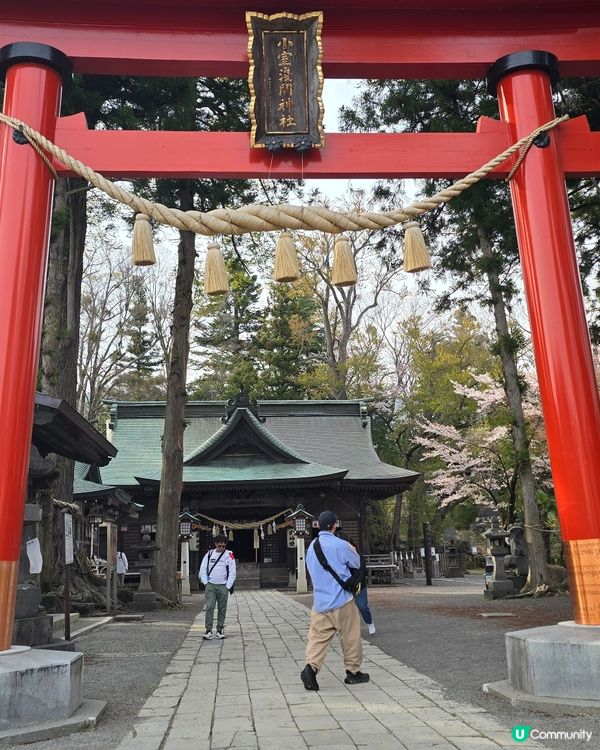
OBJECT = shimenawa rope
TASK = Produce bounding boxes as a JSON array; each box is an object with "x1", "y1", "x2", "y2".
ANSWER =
[{"x1": 0, "y1": 112, "x2": 568, "y2": 238}]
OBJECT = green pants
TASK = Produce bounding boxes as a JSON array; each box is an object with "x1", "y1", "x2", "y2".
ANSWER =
[{"x1": 205, "y1": 583, "x2": 229, "y2": 630}]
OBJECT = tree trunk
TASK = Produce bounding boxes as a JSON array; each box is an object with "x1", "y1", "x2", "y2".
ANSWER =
[
  {"x1": 478, "y1": 226, "x2": 548, "y2": 590},
  {"x1": 390, "y1": 493, "x2": 403, "y2": 550},
  {"x1": 39, "y1": 178, "x2": 87, "y2": 591},
  {"x1": 359, "y1": 496, "x2": 371, "y2": 554},
  {"x1": 153, "y1": 182, "x2": 196, "y2": 600}
]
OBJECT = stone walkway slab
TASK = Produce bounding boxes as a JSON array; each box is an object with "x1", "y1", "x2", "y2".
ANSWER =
[{"x1": 116, "y1": 591, "x2": 546, "y2": 750}]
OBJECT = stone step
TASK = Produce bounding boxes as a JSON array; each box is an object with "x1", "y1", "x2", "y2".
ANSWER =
[
  {"x1": 234, "y1": 579, "x2": 260, "y2": 590},
  {"x1": 51, "y1": 612, "x2": 80, "y2": 633}
]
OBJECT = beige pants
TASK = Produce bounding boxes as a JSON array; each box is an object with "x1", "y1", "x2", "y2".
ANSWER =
[{"x1": 305, "y1": 598, "x2": 362, "y2": 674}]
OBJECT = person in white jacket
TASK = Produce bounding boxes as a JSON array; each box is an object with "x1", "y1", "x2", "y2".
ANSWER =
[
  {"x1": 116, "y1": 551, "x2": 128, "y2": 586},
  {"x1": 199, "y1": 534, "x2": 237, "y2": 639}
]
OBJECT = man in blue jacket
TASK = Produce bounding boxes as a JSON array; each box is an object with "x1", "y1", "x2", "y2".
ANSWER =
[{"x1": 301, "y1": 511, "x2": 370, "y2": 691}]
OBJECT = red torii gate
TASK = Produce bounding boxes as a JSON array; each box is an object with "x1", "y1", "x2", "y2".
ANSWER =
[{"x1": 1, "y1": 0, "x2": 600, "y2": 650}]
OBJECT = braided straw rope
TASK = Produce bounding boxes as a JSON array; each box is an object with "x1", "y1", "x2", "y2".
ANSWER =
[{"x1": 0, "y1": 113, "x2": 568, "y2": 237}]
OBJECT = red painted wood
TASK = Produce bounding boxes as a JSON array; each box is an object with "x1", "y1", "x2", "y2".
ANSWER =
[
  {"x1": 1, "y1": 6, "x2": 599, "y2": 78},
  {"x1": 497, "y1": 70, "x2": 600, "y2": 543},
  {"x1": 0, "y1": 63, "x2": 63, "y2": 564},
  {"x1": 50, "y1": 115, "x2": 600, "y2": 179}
]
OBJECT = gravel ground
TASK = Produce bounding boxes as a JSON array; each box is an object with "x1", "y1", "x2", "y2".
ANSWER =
[
  {"x1": 296, "y1": 575, "x2": 598, "y2": 748},
  {"x1": 21, "y1": 597, "x2": 203, "y2": 750}
]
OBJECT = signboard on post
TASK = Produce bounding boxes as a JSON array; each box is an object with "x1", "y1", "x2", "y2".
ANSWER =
[
  {"x1": 63, "y1": 511, "x2": 73, "y2": 641},
  {"x1": 64, "y1": 513, "x2": 74, "y2": 565},
  {"x1": 247, "y1": 11, "x2": 324, "y2": 151}
]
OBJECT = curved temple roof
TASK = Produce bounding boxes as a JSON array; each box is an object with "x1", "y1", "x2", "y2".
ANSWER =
[{"x1": 101, "y1": 399, "x2": 419, "y2": 495}]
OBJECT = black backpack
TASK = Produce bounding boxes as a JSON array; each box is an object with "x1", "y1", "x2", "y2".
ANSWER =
[{"x1": 313, "y1": 539, "x2": 362, "y2": 596}]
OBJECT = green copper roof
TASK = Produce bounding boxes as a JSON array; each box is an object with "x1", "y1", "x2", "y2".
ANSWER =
[
  {"x1": 101, "y1": 399, "x2": 419, "y2": 493},
  {"x1": 184, "y1": 408, "x2": 305, "y2": 465},
  {"x1": 137, "y1": 456, "x2": 347, "y2": 487}
]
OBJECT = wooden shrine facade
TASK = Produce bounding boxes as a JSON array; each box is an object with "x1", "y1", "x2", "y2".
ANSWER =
[{"x1": 100, "y1": 398, "x2": 418, "y2": 587}]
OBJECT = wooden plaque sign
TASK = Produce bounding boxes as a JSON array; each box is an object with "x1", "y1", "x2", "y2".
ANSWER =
[{"x1": 247, "y1": 11, "x2": 324, "y2": 151}]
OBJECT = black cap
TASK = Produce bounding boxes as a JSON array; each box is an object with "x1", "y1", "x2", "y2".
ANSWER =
[
  {"x1": 486, "y1": 51, "x2": 559, "y2": 97},
  {"x1": 318, "y1": 511, "x2": 338, "y2": 530},
  {"x1": 0, "y1": 43, "x2": 73, "y2": 88}
]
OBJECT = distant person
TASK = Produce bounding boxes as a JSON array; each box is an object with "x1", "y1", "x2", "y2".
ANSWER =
[
  {"x1": 337, "y1": 531, "x2": 376, "y2": 635},
  {"x1": 301, "y1": 511, "x2": 370, "y2": 691},
  {"x1": 116, "y1": 551, "x2": 128, "y2": 586},
  {"x1": 199, "y1": 534, "x2": 236, "y2": 639}
]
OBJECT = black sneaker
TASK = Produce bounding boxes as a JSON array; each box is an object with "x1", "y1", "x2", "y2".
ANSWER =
[
  {"x1": 344, "y1": 670, "x2": 370, "y2": 684},
  {"x1": 300, "y1": 664, "x2": 319, "y2": 691}
]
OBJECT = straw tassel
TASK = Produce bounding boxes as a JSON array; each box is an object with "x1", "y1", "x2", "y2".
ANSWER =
[
  {"x1": 204, "y1": 242, "x2": 229, "y2": 295},
  {"x1": 132, "y1": 213, "x2": 156, "y2": 266},
  {"x1": 331, "y1": 235, "x2": 357, "y2": 287},
  {"x1": 403, "y1": 221, "x2": 431, "y2": 273},
  {"x1": 273, "y1": 231, "x2": 300, "y2": 282},
  {"x1": 228, "y1": 529, "x2": 234, "y2": 541}
]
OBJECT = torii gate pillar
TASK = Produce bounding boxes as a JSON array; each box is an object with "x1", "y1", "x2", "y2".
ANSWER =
[
  {"x1": 489, "y1": 51, "x2": 600, "y2": 626},
  {"x1": 0, "y1": 43, "x2": 71, "y2": 651},
  {"x1": 482, "y1": 51, "x2": 600, "y2": 710}
]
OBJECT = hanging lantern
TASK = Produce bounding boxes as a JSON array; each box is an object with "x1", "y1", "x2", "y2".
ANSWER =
[
  {"x1": 331, "y1": 235, "x2": 357, "y2": 287},
  {"x1": 204, "y1": 242, "x2": 229, "y2": 295},
  {"x1": 273, "y1": 231, "x2": 300, "y2": 282}
]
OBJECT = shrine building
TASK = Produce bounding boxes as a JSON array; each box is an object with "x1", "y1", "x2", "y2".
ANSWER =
[{"x1": 100, "y1": 394, "x2": 419, "y2": 587}]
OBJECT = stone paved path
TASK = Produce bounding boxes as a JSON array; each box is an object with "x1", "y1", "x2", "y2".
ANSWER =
[{"x1": 116, "y1": 591, "x2": 545, "y2": 750}]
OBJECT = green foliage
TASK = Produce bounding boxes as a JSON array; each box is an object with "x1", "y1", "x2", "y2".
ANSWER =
[
  {"x1": 450, "y1": 499, "x2": 479, "y2": 530},
  {"x1": 190, "y1": 256, "x2": 263, "y2": 399},
  {"x1": 254, "y1": 282, "x2": 325, "y2": 398},
  {"x1": 365, "y1": 499, "x2": 393, "y2": 553}
]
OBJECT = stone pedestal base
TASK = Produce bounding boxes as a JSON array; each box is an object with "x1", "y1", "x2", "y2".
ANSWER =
[
  {"x1": 130, "y1": 591, "x2": 157, "y2": 610},
  {"x1": 12, "y1": 614, "x2": 53, "y2": 647},
  {"x1": 484, "y1": 622, "x2": 600, "y2": 714},
  {"x1": 483, "y1": 579, "x2": 514, "y2": 599},
  {"x1": 0, "y1": 648, "x2": 83, "y2": 729}
]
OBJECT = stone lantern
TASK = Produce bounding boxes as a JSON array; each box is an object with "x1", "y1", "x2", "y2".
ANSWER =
[
  {"x1": 286, "y1": 504, "x2": 314, "y2": 594},
  {"x1": 129, "y1": 534, "x2": 161, "y2": 610},
  {"x1": 178, "y1": 510, "x2": 196, "y2": 597},
  {"x1": 483, "y1": 517, "x2": 513, "y2": 599}
]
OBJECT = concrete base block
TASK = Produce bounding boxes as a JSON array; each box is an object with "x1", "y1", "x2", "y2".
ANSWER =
[
  {"x1": 0, "y1": 648, "x2": 83, "y2": 729},
  {"x1": 484, "y1": 679, "x2": 600, "y2": 716},
  {"x1": 506, "y1": 623, "x2": 600, "y2": 701},
  {"x1": 0, "y1": 698, "x2": 106, "y2": 746}
]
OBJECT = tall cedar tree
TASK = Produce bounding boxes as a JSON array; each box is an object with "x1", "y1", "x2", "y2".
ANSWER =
[
  {"x1": 341, "y1": 80, "x2": 551, "y2": 589},
  {"x1": 254, "y1": 282, "x2": 325, "y2": 398},
  {"x1": 126, "y1": 77, "x2": 260, "y2": 601},
  {"x1": 190, "y1": 256, "x2": 264, "y2": 399},
  {"x1": 37, "y1": 74, "x2": 257, "y2": 598}
]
